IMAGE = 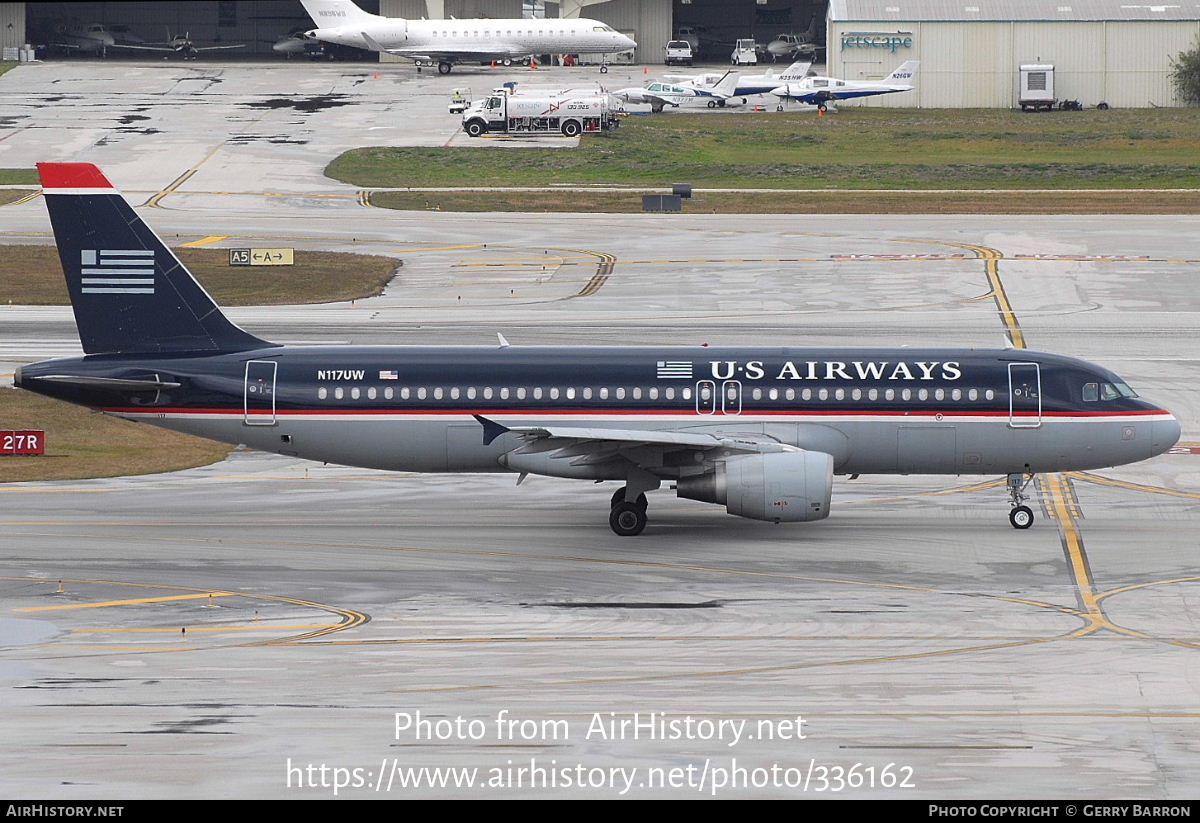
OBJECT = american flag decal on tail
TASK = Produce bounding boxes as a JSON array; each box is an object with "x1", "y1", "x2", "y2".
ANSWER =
[
  {"x1": 80, "y1": 249, "x2": 155, "y2": 294},
  {"x1": 656, "y1": 360, "x2": 693, "y2": 379}
]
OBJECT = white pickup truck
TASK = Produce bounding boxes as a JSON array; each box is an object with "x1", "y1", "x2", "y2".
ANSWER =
[{"x1": 664, "y1": 40, "x2": 693, "y2": 66}]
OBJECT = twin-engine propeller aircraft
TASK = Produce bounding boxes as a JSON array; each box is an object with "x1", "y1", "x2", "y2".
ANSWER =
[
  {"x1": 771, "y1": 60, "x2": 919, "y2": 111},
  {"x1": 299, "y1": 0, "x2": 636, "y2": 74},
  {"x1": 615, "y1": 70, "x2": 741, "y2": 112},
  {"x1": 17, "y1": 163, "x2": 1181, "y2": 536}
]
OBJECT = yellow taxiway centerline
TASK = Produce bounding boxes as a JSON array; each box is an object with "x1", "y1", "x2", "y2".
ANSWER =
[
  {"x1": 180, "y1": 235, "x2": 229, "y2": 247},
  {"x1": 16, "y1": 592, "x2": 237, "y2": 612}
]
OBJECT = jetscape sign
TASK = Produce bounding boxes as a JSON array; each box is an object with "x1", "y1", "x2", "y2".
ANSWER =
[{"x1": 841, "y1": 31, "x2": 914, "y2": 52}]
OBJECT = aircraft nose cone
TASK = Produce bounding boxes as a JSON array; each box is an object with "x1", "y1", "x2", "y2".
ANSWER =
[{"x1": 1153, "y1": 414, "x2": 1182, "y2": 455}]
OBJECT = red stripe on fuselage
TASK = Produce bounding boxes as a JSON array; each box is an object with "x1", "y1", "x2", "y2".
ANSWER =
[{"x1": 99, "y1": 406, "x2": 1175, "y2": 418}]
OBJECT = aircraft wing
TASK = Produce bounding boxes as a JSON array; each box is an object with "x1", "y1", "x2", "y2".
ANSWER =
[
  {"x1": 109, "y1": 43, "x2": 176, "y2": 52},
  {"x1": 639, "y1": 92, "x2": 678, "y2": 109},
  {"x1": 193, "y1": 44, "x2": 247, "y2": 51},
  {"x1": 475, "y1": 415, "x2": 798, "y2": 457}
]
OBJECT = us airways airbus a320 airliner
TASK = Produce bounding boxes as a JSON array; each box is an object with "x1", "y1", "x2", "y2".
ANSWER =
[{"x1": 15, "y1": 164, "x2": 1181, "y2": 536}]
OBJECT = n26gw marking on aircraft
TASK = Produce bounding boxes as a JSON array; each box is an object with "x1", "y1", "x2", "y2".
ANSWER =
[{"x1": 16, "y1": 163, "x2": 1181, "y2": 538}]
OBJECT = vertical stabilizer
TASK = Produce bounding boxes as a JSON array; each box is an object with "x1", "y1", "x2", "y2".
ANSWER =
[
  {"x1": 300, "y1": 0, "x2": 380, "y2": 26},
  {"x1": 885, "y1": 60, "x2": 919, "y2": 86},
  {"x1": 37, "y1": 163, "x2": 272, "y2": 355}
]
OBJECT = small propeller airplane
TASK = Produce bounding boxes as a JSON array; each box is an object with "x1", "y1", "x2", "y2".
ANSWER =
[
  {"x1": 614, "y1": 70, "x2": 741, "y2": 113},
  {"x1": 770, "y1": 60, "x2": 919, "y2": 111},
  {"x1": 766, "y1": 18, "x2": 822, "y2": 62},
  {"x1": 113, "y1": 31, "x2": 246, "y2": 60},
  {"x1": 668, "y1": 60, "x2": 812, "y2": 101}
]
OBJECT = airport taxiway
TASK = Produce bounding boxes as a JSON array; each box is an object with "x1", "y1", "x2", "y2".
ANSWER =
[{"x1": 1, "y1": 60, "x2": 1199, "y2": 799}]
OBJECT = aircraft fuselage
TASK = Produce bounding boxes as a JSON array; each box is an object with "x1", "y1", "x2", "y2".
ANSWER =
[{"x1": 16, "y1": 345, "x2": 1179, "y2": 478}]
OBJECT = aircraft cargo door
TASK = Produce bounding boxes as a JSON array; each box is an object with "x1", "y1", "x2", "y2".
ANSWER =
[
  {"x1": 897, "y1": 426, "x2": 957, "y2": 473},
  {"x1": 244, "y1": 360, "x2": 277, "y2": 426}
]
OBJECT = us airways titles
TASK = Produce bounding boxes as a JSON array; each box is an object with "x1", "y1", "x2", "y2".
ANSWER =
[{"x1": 704, "y1": 360, "x2": 962, "y2": 382}]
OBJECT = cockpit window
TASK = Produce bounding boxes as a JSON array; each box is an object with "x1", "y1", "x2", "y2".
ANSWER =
[{"x1": 1085, "y1": 381, "x2": 1138, "y2": 401}]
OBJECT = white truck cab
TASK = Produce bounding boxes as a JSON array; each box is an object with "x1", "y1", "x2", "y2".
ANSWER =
[{"x1": 731, "y1": 38, "x2": 758, "y2": 66}]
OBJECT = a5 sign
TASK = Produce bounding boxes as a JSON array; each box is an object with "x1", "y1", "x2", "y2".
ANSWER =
[{"x1": 1, "y1": 430, "x2": 45, "y2": 456}]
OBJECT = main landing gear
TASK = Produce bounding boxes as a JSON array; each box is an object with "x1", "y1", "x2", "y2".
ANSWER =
[
  {"x1": 609, "y1": 486, "x2": 648, "y2": 536},
  {"x1": 1007, "y1": 471, "x2": 1035, "y2": 529}
]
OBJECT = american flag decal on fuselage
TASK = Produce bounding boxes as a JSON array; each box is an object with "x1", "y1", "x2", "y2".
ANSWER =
[
  {"x1": 80, "y1": 249, "x2": 155, "y2": 294},
  {"x1": 656, "y1": 360, "x2": 693, "y2": 379}
]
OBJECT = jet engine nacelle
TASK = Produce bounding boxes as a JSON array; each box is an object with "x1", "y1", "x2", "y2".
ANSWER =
[{"x1": 677, "y1": 451, "x2": 833, "y2": 522}]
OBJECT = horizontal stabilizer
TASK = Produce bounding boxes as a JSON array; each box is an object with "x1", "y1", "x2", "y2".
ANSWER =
[{"x1": 27, "y1": 375, "x2": 182, "y2": 390}]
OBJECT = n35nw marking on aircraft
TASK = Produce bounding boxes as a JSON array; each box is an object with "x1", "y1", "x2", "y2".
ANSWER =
[
  {"x1": 16, "y1": 163, "x2": 1181, "y2": 536},
  {"x1": 299, "y1": 0, "x2": 636, "y2": 75}
]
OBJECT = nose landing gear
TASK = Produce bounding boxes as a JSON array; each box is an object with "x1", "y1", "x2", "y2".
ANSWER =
[{"x1": 1007, "y1": 471, "x2": 1035, "y2": 529}]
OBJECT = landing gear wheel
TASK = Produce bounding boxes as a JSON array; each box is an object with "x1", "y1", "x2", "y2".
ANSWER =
[
  {"x1": 610, "y1": 502, "x2": 647, "y2": 536},
  {"x1": 599, "y1": 64, "x2": 609, "y2": 74},
  {"x1": 1009, "y1": 505, "x2": 1034, "y2": 530},
  {"x1": 776, "y1": 105, "x2": 783, "y2": 112},
  {"x1": 610, "y1": 488, "x2": 648, "y2": 511},
  {"x1": 438, "y1": 61, "x2": 452, "y2": 75},
  {"x1": 817, "y1": 102, "x2": 827, "y2": 113},
  {"x1": 707, "y1": 100, "x2": 716, "y2": 108}
]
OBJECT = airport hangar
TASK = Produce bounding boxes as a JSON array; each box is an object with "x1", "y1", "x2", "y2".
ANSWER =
[
  {"x1": 827, "y1": 0, "x2": 1200, "y2": 108},
  {"x1": 1, "y1": 1, "x2": 827, "y2": 67}
]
